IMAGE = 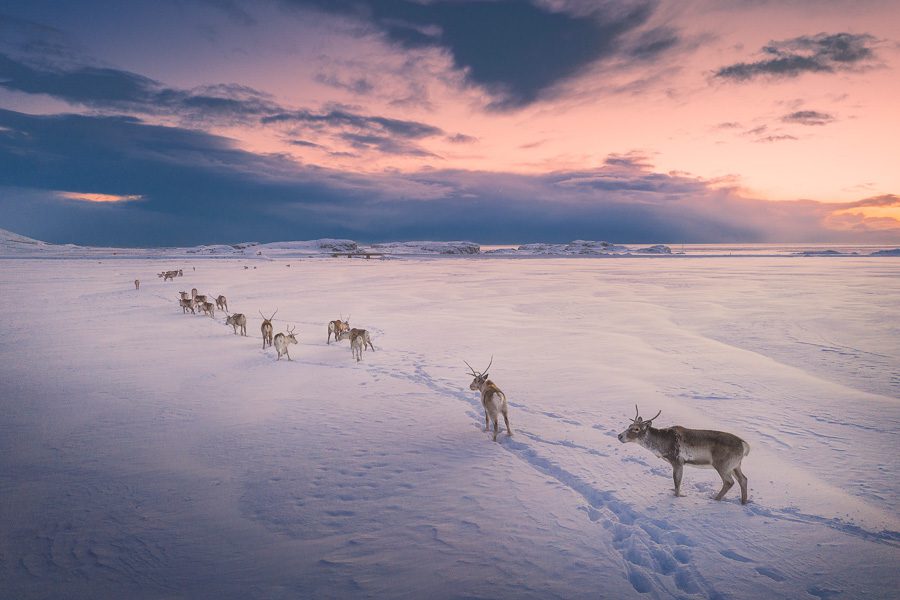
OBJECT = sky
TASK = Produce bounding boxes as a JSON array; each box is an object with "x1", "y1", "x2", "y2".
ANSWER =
[{"x1": 0, "y1": 0, "x2": 899, "y2": 246}]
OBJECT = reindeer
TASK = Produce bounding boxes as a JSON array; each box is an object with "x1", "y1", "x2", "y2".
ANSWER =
[
  {"x1": 260, "y1": 309, "x2": 277, "y2": 349},
  {"x1": 179, "y1": 291, "x2": 190, "y2": 301},
  {"x1": 466, "y1": 357, "x2": 512, "y2": 442},
  {"x1": 134, "y1": 279, "x2": 140, "y2": 290},
  {"x1": 177, "y1": 269, "x2": 183, "y2": 277},
  {"x1": 225, "y1": 312, "x2": 247, "y2": 336},
  {"x1": 199, "y1": 301, "x2": 215, "y2": 318},
  {"x1": 618, "y1": 406, "x2": 750, "y2": 504},
  {"x1": 163, "y1": 271, "x2": 176, "y2": 281},
  {"x1": 327, "y1": 315, "x2": 350, "y2": 344},
  {"x1": 345, "y1": 328, "x2": 374, "y2": 361},
  {"x1": 273, "y1": 326, "x2": 298, "y2": 361},
  {"x1": 178, "y1": 296, "x2": 195, "y2": 314},
  {"x1": 193, "y1": 294, "x2": 208, "y2": 314},
  {"x1": 216, "y1": 295, "x2": 228, "y2": 312}
]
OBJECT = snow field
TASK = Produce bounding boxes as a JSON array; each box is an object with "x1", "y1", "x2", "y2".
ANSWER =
[{"x1": 0, "y1": 256, "x2": 898, "y2": 599}]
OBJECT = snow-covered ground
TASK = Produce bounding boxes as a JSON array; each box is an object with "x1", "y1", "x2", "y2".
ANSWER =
[{"x1": 0, "y1": 254, "x2": 898, "y2": 599}]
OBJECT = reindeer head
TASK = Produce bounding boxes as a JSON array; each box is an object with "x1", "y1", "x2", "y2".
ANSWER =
[
  {"x1": 618, "y1": 405, "x2": 662, "y2": 443},
  {"x1": 259, "y1": 308, "x2": 278, "y2": 325},
  {"x1": 465, "y1": 356, "x2": 493, "y2": 391},
  {"x1": 283, "y1": 325, "x2": 298, "y2": 344}
]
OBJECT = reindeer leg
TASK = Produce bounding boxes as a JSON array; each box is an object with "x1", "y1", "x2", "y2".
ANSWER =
[
  {"x1": 503, "y1": 410, "x2": 512, "y2": 436},
  {"x1": 493, "y1": 416, "x2": 499, "y2": 442},
  {"x1": 734, "y1": 466, "x2": 748, "y2": 504},
  {"x1": 286, "y1": 349, "x2": 292, "y2": 361},
  {"x1": 672, "y1": 462, "x2": 684, "y2": 497},
  {"x1": 714, "y1": 466, "x2": 734, "y2": 501}
]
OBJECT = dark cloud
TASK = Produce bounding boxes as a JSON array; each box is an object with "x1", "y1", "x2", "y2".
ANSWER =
[
  {"x1": 755, "y1": 134, "x2": 798, "y2": 143},
  {"x1": 339, "y1": 132, "x2": 439, "y2": 157},
  {"x1": 447, "y1": 133, "x2": 477, "y2": 144},
  {"x1": 261, "y1": 108, "x2": 443, "y2": 138},
  {"x1": 263, "y1": 107, "x2": 445, "y2": 156},
  {"x1": 782, "y1": 110, "x2": 835, "y2": 126},
  {"x1": 288, "y1": 139, "x2": 323, "y2": 148},
  {"x1": 714, "y1": 32, "x2": 878, "y2": 81},
  {"x1": 0, "y1": 52, "x2": 280, "y2": 123},
  {"x1": 285, "y1": 0, "x2": 671, "y2": 109},
  {"x1": 3, "y1": 107, "x2": 894, "y2": 246},
  {"x1": 314, "y1": 71, "x2": 376, "y2": 95},
  {"x1": 0, "y1": 49, "x2": 457, "y2": 156}
]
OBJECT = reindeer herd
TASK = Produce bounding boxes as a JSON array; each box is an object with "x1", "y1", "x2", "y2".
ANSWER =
[{"x1": 139, "y1": 268, "x2": 751, "y2": 505}]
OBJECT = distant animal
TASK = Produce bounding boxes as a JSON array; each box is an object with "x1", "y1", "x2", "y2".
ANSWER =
[
  {"x1": 327, "y1": 316, "x2": 350, "y2": 344},
  {"x1": 191, "y1": 288, "x2": 198, "y2": 300},
  {"x1": 347, "y1": 328, "x2": 374, "y2": 362},
  {"x1": 225, "y1": 312, "x2": 247, "y2": 336},
  {"x1": 194, "y1": 294, "x2": 207, "y2": 307},
  {"x1": 273, "y1": 326, "x2": 298, "y2": 361},
  {"x1": 178, "y1": 296, "x2": 195, "y2": 314},
  {"x1": 618, "y1": 406, "x2": 750, "y2": 504},
  {"x1": 134, "y1": 279, "x2": 140, "y2": 290},
  {"x1": 163, "y1": 271, "x2": 176, "y2": 281},
  {"x1": 179, "y1": 291, "x2": 190, "y2": 300},
  {"x1": 216, "y1": 295, "x2": 228, "y2": 312},
  {"x1": 200, "y1": 301, "x2": 215, "y2": 318},
  {"x1": 466, "y1": 357, "x2": 512, "y2": 442},
  {"x1": 260, "y1": 309, "x2": 277, "y2": 349},
  {"x1": 350, "y1": 332, "x2": 365, "y2": 362},
  {"x1": 178, "y1": 269, "x2": 183, "y2": 277}
]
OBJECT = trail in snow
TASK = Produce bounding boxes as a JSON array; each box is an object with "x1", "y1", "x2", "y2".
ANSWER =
[{"x1": 0, "y1": 256, "x2": 898, "y2": 599}]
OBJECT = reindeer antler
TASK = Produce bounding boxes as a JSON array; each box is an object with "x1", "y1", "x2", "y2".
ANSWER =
[
  {"x1": 464, "y1": 360, "x2": 478, "y2": 376},
  {"x1": 482, "y1": 355, "x2": 493, "y2": 375},
  {"x1": 634, "y1": 405, "x2": 661, "y2": 424}
]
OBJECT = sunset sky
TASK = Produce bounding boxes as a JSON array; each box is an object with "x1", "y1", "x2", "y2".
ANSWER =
[{"x1": 1, "y1": 0, "x2": 898, "y2": 245}]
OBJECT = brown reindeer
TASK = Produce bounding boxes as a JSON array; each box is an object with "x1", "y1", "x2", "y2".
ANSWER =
[
  {"x1": 618, "y1": 406, "x2": 750, "y2": 504},
  {"x1": 345, "y1": 327, "x2": 374, "y2": 361},
  {"x1": 259, "y1": 309, "x2": 277, "y2": 349},
  {"x1": 199, "y1": 301, "x2": 215, "y2": 318},
  {"x1": 178, "y1": 296, "x2": 195, "y2": 314},
  {"x1": 225, "y1": 312, "x2": 247, "y2": 336},
  {"x1": 327, "y1": 315, "x2": 350, "y2": 344},
  {"x1": 216, "y1": 295, "x2": 228, "y2": 312},
  {"x1": 466, "y1": 357, "x2": 512, "y2": 442}
]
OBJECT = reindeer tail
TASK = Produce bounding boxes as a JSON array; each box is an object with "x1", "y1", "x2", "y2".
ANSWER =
[{"x1": 741, "y1": 440, "x2": 750, "y2": 457}]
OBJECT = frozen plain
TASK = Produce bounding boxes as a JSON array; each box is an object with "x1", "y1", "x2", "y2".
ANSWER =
[{"x1": 0, "y1": 254, "x2": 898, "y2": 599}]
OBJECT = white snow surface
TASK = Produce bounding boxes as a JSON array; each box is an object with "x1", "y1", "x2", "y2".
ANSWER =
[{"x1": 1, "y1": 254, "x2": 899, "y2": 599}]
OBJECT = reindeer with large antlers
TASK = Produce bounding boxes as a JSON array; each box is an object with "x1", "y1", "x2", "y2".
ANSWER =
[
  {"x1": 618, "y1": 406, "x2": 750, "y2": 504},
  {"x1": 466, "y1": 356, "x2": 512, "y2": 442},
  {"x1": 327, "y1": 315, "x2": 350, "y2": 344},
  {"x1": 260, "y1": 309, "x2": 277, "y2": 349},
  {"x1": 273, "y1": 325, "x2": 298, "y2": 361}
]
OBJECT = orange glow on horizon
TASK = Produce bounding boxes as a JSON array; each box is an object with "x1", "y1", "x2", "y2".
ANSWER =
[{"x1": 57, "y1": 192, "x2": 143, "y2": 203}]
